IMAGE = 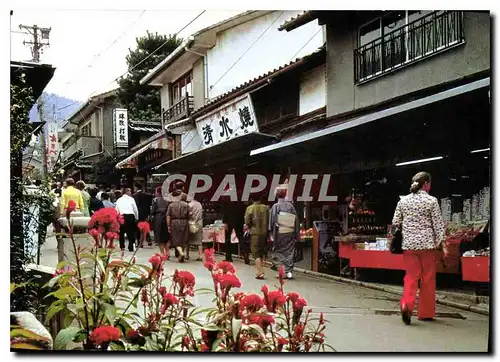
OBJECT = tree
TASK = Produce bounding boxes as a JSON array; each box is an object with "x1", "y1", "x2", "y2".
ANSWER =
[{"x1": 117, "y1": 31, "x2": 182, "y2": 123}]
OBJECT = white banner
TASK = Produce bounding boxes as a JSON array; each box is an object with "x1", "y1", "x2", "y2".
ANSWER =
[
  {"x1": 46, "y1": 122, "x2": 58, "y2": 171},
  {"x1": 113, "y1": 108, "x2": 129, "y2": 148},
  {"x1": 195, "y1": 94, "x2": 258, "y2": 149}
]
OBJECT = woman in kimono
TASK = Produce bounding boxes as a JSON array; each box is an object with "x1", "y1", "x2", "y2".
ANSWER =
[
  {"x1": 269, "y1": 185, "x2": 299, "y2": 280},
  {"x1": 151, "y1": 187, "x2": 169, "y2": 256},
  {"x1": 166, "y1": 190, "x2": 190, "y2": 263}
]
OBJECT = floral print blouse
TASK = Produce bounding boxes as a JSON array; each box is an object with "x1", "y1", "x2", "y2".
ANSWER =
[{"x1": 392, "y1": 190, "x2": 445, "y2": 250}]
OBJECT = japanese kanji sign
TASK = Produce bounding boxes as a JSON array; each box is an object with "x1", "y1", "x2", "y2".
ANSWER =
[
  {"x1": 195, "y1": 94, "x2": 258, "y2": 149},
  {"x1": 113, "y1": 108, "x2": 128, "y2": 148},
  {"x1": 46, "y1": 122, "x2": 58, "y2": 171}
]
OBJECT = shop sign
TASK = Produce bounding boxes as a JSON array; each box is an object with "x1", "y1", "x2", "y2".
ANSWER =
[
  {"x1": 113, "y1": 108, "x2": 129, "y2": 148},
  {"x1": 195, "y1": 94, "x2": 258, "y2": 149},
  {"x1": 46, "y1": 121, "x2": 59, "y2": 171}
]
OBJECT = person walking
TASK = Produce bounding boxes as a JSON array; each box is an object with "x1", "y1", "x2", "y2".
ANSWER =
[
  {"x1": 114, "y1": 190, "x2": 123, "y2": 202},
  {"x1": 151, "y1": 187, "x2": 169, "y2": 256},
  {"x1": 75, "y1": 181, "x2": 91, "y2": 217},
  {"x1": 244, "y1": 194, "x2": 269, "y2": 280},
  {"x1": 188, "y1": 196, "x2": 204, "y2": 261},
  {"x1": 88, "y1": 188, "x2": 105, "y2": 216},
  {"x1": 96, "y1": 185, "x2": 105, "y2": 201},
  {"x1": 166, "y1": 190, "x2": 190, "y2": 262},
  {"x1": 392, "y1": 171, "x2": 446, "y2": 325},
  {"x1": 116, "y1": 188, "x2": 139, "y2": 252},
  {"x1": 101, "y1": 192, "x2": 115, "y2": 208},
  {"x1": 269, "y1": 185, "x2": 299, "y2": 280},
  {"x1": 59, "y1": 178, "x2": 84, "y2": 216},
  {"x1": 133, "y1": 183, "x2": 153, "y2": 247}
]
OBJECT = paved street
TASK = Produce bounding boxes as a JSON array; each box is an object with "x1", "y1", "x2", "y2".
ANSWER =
[{"x1": 40, "y1": 235, "x2": 489, "y2": 352}]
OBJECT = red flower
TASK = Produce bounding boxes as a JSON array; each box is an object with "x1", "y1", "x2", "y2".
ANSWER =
[
  {"x1": 149, "y1": 254, "x2": 163, "y2": 270},
  {"x1": 293, "y1": 297, "x2": 307, "y2": 312},
  {"x1": 241, "y1": 293, "x2": 264, "y2": 313},
  {"x1": 89, "y1": 325, "x2": 121, "y2": 346},
  {"x1": 141, "y1": 289, "x2": 149, "y2": 305},
  {"x1": 233, "y1": 292, "x2": 245, "y2": 301},
  {"x1": 278, "y1": 265, "x2": 285, "y2": 286},
  {"x1": 162, "y1": 293, "x2": 178, "y2": 307},
  {"x1": 313, "y1": 332, "x2": 325, "y2": 344},
  {"x1": 173, "y1": 270, "x2": 196, "y2": 296},
  {"x1": 204, "y1": 261, "x2": 215, "y2": 271},
  {"x1": 204, "y1": 248, "x2": 215, "y2": 271},
  {"x1": 182, "y1": 336, "x2": 191, "y2": 349},
  {"x1": 247, "y1": 313, "x2": 275, "y2": 332},
  {"x1": 89, "y1": 228, "x2": 100, "y2": 238},
  {"x1": 319, "y1": 312, "x2": 325, "y2": 325},
  {"x1": 109, "y1": 260, "x2": 124, "y2": 269},
  {"x1": 126, "y1": 329, "x2": 146, "y2": 346},
  {"x1": 88, "y1": 208, "x2": 122, "y2": 233},
  {"x1": 214, "y1": 261, "x2": 235, "y2": 274},
  {"x1": 267, "y1": 290, "x2": 286, "y2": 313},
  {"x1": 158, "y1": 286, "x2": 167, "y2": 296},
  {"x1": 137, "y1": 221, "x2": 151, "y2": 234},
  {"x1": 287, "y1": 292, "x2": 300, "y2": 303},
  {"x1": 294, "y1": 324, "x2": 305, "y2": 340},
  {"x1": 277, "y1": 337, "x2": 288, "y2": 346},
  {"x1": 66, "y1": 200, "x2": 77, "y2": 215},
  {"x1": 215, "y1": 273, "x2": 241, "y2": 290}
]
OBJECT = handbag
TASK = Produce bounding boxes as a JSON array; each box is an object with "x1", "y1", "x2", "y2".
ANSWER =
[
  {"x1": 390, "y1": 225, "x2": 403, "y2": 254},
  {"x1": 189, "y1": 220, "x2": 200, "y2": 234}
]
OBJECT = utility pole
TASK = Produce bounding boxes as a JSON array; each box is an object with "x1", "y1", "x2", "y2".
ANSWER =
[{"x1": 18, "y1": 24, "x2": 51, "y2": 63}]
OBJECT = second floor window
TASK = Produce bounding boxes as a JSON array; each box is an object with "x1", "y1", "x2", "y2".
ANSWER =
[
  {"x1": 81, "y1": 122, "x2": 92, "y2": 137},
  {"x1": 355, "y1": 11, "x2": 464, "y2": 83},
  {"x1": 171, "y1": 72, "x2": 192, "y2": 105}
]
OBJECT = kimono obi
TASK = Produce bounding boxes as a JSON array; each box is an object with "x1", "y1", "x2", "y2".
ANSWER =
[{"x1": 277, "y1": 212, "x2": 296, "y2": 234}]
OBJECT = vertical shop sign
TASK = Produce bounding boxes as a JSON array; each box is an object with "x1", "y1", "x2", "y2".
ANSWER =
[
  {"x1": 195, "y1": 94, "x2": 258, "y2": 149},
  {"x1": 113, "y1": 108, "x2": 129, "y2": 148},
  {"x1": 46, "y1": 121, "x2": 58, "y2": 171}
]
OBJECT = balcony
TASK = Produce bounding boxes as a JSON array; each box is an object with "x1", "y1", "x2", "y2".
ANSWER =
[
  {"x1": 162, "y1": 95, "x2": 194, "y2": 125},
  {"x1": 354, "y1": 11, "x2": 464, "y2": 83},
  {"x1": 63, "y1": 136, "x2": 102, "y2": 160}
]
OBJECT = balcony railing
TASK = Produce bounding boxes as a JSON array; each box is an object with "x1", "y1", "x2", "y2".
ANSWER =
[
  {"x1": 354, "y1": 11, "x2": 464, "y2": 83},
  {"x1": 63, "y1": 136, "x2": 102, "y2": 160},
  {"x1": 162, "y1": 95, "x2": 194, "y2": 125}
]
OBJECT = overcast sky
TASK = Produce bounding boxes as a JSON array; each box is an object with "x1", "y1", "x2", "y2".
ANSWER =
[{"x1": 9, "y1": 9, "x2": 243, "y2": 101}]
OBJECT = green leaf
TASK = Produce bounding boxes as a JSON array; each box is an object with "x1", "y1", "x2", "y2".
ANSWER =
[
  {"x1": 46, "y1": 304, "x2": 65, "y2": 323},
  {"x1": 53, "y1": 286, "x2": 77, "y2": 300},
  {"x1": 103, "y1": 303, "x2": 116, "y2": 324},
  {"x1": 54, "y1": 327, "x2": 82, "y2": 350},
  {"x1": 46, "y1": 274, "x2": 64, "y2": 289},
  {"x1": 231, "y1": 319, "x2": 242, "y2": 338},
  {"x1": 56, "y1": 260, "x2": 69, "y2": 270}
]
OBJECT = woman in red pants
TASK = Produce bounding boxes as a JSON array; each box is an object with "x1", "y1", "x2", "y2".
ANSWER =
[{"x1": 392, "y1": 172, "x2": 446, "y2": 325}]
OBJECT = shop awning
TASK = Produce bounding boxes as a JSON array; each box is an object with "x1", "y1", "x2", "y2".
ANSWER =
[
  {"x1": 115, "y1": 137, "x2": 172, "y2": 169},
  {"x1": 153, "y1": 132, "x2": 277, "y2": 172},
  {"x1": 251, "y1": 77, "x2": 490, "y2": 156}
]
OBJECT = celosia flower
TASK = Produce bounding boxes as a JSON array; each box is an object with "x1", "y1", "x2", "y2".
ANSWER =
[
  {"x1": 319, "y1": 312, "x2": 325, "y2": 325},
  {"x1": 215, "y1": 273, "x2": 241, "y2": 290},
  {"x1": 137, "y1": 221, "x2": 151, "y2": 234},
  {"x1": 247, "y1": 313, "x2": 275, "y2": 332},
  {"x1": 267, "y1": 290, "x2": 286, "y2": 313},
  {"x1": 66, "y1": 200, "x2": 77, "y2": 218},
  {"x1": 241, "y1": 293, "x2": 264, "y2": 313},
  {"x1": 293, "y1": 324, "x2": 305, "y2": 340},
  {"x1": 149, "y1": 254, "x2": 162, "y2": 270},
  {"x1": 162, "y1": 293, "x2": 178, "y2": 307},
  {"x1": 277, "y1": 337, "x2": 288, "y2": 346},
  {"x1": 233, "y1": 292, "x2": 245, "y2": 301},
  {"x1": 89, "y1": 325, "x2": 120, "y2": 346},
  {"x1": 278, "y1": 265, "x2": 285, "y2": 286},
  {"x1": 158, "y1": 286, "x2": 167, "y2": 296},
  {"x1": 141, "y1": 289, "x2": 149, "y2": 305},
  {"x1": 214, "y1": 261, "x2": 235, "y2": 274},
  {"x1": 313, "y1": 332, "x2": 325, "y2": 344},
  {"x1": 182, "y1": 336, "x2": 191, "y2": 349},
  {"x1": 204, "y1": 248, "x2": 215, "y2": 271},
  {"x1": 293, "y1": 297, "x2": 307, "y2": 312},
  {"x1": 287, "y1": 292, "x2": 300, "y2": 303},
  {"x1": 88, "y1": 208, "x2": 122, "y2": 234},
  {"x1": 173, "y1": 270, "x2": 196, "y2": 296}
]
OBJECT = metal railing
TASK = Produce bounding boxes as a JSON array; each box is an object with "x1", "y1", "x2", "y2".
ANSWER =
[
  {"x1": 354, "y1": 11, "x2": 464, "y2": 83},
  {"x1": 162, "y1": 95, "x2": 194, "y2": 125}
]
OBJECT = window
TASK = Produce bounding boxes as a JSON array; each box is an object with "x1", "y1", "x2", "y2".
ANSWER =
[
  {"x1": 171, "y1": 72, "x2": 192, "y2": 105},
  {"x1": 81, "y1": 122, "x2": 92, "y2": 137},
  {"x1": 355, "y1": 11, "x2": 463, "y2": 82}
]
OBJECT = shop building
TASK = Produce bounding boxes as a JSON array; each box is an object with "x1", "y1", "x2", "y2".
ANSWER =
[{"x1": 249, "y1": 11, "x2": 491, "y2": 282}]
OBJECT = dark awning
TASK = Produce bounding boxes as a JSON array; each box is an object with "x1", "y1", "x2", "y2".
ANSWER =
[
  {"x1": 10, "y1": 61, "x2": 55, "y2": 103},
  {"x1": 154, "y1": 132, "x2": 277, "y2": 173}
]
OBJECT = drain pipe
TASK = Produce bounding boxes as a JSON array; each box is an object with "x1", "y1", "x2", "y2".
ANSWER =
[{"x1": 185, "y1": 44, "x2": 209, "y2": 102}]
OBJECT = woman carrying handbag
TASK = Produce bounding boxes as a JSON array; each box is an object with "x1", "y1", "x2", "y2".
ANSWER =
[{"x1": 392, "y1": 172, "x2": 447, "y2": 325}]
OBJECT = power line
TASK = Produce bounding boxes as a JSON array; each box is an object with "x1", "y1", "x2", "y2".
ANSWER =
[
  {"x1": 56, "y1": 10, "x2": 206, "y2": 113},
  {"x1": 209, "y1": 11, "x2": 284, "y2": 90},
  {"x1": 289, "y1": 27, "x2": 323, "y2": 63},
  {"x1": 46, "y1": 10, "x2": 146, "y2": 107}
]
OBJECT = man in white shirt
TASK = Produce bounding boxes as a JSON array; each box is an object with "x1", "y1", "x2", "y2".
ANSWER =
[{"x1": 116, "y1": 188, "x2": 139, "y2": 251}]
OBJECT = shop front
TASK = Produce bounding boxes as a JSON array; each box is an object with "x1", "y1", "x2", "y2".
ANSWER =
[{"x1": 250, "y1": 76, "x2": 491, "y2": 284}]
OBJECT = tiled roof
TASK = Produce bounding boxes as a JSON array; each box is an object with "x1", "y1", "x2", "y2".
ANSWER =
[
  {"x1": 189, "y1": 45, "x2": 325, "y2": 119},
  {"x1": 278, "y1": 11, "x2": 319, "y2": 32}
]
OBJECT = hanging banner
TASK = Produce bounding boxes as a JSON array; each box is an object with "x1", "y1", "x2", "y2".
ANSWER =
[
  {"x1": 113, "y1": 108, "x2": 129, "y2": 148},
  {"x1": 46, "y1": 122, "x2": 59, "y2": 171},
  {"x1": 195, "y1": 94, "x2": 258, "y2": 149}
]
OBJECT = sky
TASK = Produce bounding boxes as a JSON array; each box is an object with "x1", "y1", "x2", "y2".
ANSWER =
[{"x1": 9, "y1": 9, "x2": 243, "y2": 101}]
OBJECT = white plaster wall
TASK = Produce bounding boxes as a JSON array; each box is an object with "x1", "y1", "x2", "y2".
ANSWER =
[
  {"x1": 206, "y1": 11, "x2": 324, "y2": 99},
  {"x1": 299, "y1": 64, "x2": 326, "y2": 115},
  {"x1": 160, "y1": 85, "x2": 170, "y2": 111},
  {"x1": 181, "y1": 129, "x2": 203, "y2": 154}
]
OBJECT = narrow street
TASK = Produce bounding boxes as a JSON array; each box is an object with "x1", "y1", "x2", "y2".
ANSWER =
[{"x1": 40, "y1": 235, "x2": 489, "y2": 352}]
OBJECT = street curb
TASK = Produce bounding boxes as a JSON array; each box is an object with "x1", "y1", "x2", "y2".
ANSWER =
[{"x1": 225, "y1": 253, "x2": 489, "y2": 316}]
